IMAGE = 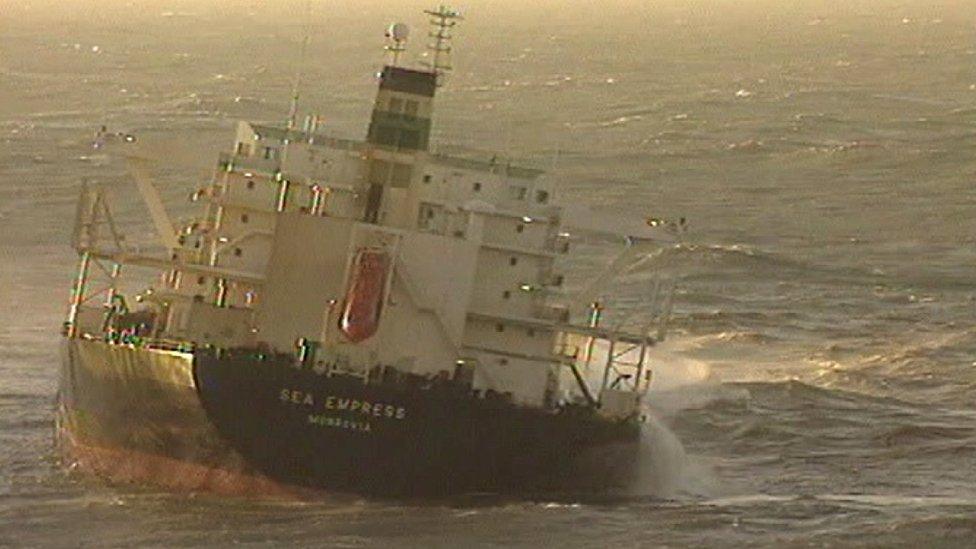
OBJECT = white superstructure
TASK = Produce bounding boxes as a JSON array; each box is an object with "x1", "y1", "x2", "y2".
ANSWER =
[{"x1": 66, "y1": 13, "x2": 681, "y2": 416}]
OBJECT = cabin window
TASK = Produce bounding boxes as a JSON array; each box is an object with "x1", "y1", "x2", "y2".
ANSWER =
[
  {"x1": 234, "y1": 247, "x2": 243, "y2": 257},
  {"x1": 503, "y1": 290, "x2": 511, "y2": 299},
  {"x1": 240, "y1": 213, "x2": 249, "y2": 223},
  {"x1": 509, "y1": 257, "x2": 518, "y2": 266},
  {"x1": 246, "y1": 180, "x2": 255, "y2": 190},
  {"x1": 495, "y1": 324, "x2": 505, "y2": 333},
  {"x1": 374, "y1": 126, "x2": 399, "y2": 147},
  {"x1": 399, "y1": 130, "x2": 421, "y2": 150},
  {"x1": 515, "y1": 224, "x2": 524, "y2": 233},
  {"x1": 536, "y1": 190, "x2": 550, "y2": 204},
  {"x1": 473, "y1": 182, "x2": 482, "y2": 192}
]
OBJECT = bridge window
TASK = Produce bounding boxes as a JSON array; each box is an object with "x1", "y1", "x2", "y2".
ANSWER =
[{"x1": 404, "y1": 100, "x2": 418, "y2": 117}]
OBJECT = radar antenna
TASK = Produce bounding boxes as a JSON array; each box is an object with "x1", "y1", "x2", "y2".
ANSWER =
[
  {"x1": 421, "y1": 5, "x2": 462, "y2": 82},
  {"x1": 385, "y1": 23, "x2": 410, "y2": 66}
]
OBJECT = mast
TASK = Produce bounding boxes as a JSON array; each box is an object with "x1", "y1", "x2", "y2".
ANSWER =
[
  {"x1": 422, "y1": 5, "x2": 463, "y2": 83},
  {"x1": 286, "y1": 0, "x2": 313, "y2": 131}
]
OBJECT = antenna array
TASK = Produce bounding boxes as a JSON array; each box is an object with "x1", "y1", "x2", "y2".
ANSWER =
[
  {"x1": 422, "y1": 5, "x2": 463, "y2": 80},
  {"x1": 286, "y1": 0, "x2": 313, "y2": 131}
]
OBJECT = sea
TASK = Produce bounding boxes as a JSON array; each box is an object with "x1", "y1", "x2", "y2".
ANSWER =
[{"x1": 1, "y1": 0, "x2": 975, "y2": 546}]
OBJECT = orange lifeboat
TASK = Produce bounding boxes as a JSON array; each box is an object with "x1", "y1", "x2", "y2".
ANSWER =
[{"x1": 338, "y1": 248, "x2": 390, "y2": 343}]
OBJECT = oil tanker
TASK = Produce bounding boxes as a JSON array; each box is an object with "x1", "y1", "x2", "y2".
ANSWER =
[{"x1": 57, "y1": 6, "x2": 684, "y2": 498}]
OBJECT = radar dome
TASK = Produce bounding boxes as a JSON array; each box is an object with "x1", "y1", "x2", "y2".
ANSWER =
[{"x1": 387, "y1": 23, "x2": 410, "y2": 42}]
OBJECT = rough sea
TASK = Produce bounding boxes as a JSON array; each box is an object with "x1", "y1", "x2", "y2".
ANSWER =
[{"x1": 2, "y1": 0, "x2": 975, "y2": 546}]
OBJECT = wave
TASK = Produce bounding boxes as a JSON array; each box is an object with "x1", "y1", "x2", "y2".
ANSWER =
[
  {"x1": 806, "y1": 328, "x2": 976, "y2": 399},
  {"x1": 874, "y1": 423, "x2": 975, "y2": 448},
  {"x1": 644, "y1": 243, "x2": 818, "y2": 278},
  {"x1": 858, "y1": 328, "x2": 976, "y2": 368}
]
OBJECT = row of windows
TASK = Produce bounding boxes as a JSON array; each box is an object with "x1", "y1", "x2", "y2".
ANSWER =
[
  {"x1": 417, "y1": 206, "x2": 536, "y2": 236},
  {"x1": 371, "y1": 125, "x2": 423, "y2": 150},
  {"x1": 421, "y1": 174, "x2": 550, "y2": 204},
  {"x1": 232, "y1": 142, "x2": 277, "y2": 159},
  {"x1": 494, "y1": 323, "x2": 538, "y2": 337}
]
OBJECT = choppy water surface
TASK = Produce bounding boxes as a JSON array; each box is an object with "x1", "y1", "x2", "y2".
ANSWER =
[{"x1": 2, "y1": 0, "x2": 975, "y2": 546}]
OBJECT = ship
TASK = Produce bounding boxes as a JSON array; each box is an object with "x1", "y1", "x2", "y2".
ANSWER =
[{"x1": 56, "y1": 7, "x2": 685, "y2": 498}]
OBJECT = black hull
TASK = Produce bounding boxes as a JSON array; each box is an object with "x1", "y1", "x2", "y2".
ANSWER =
[{"x1": 57, "y1": 339, "x2": 641, "y2": 498}]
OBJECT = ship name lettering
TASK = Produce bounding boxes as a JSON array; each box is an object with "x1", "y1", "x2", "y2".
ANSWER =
[
  {"x1": 322, "y1": 395, "x2": 406, "y2": 420},
  {"x1": 279, "y1": 388, "x2": 314, "y2": 406},
  {"x1": 281, "y1": 388, "x2": 407, "y2": 420}
]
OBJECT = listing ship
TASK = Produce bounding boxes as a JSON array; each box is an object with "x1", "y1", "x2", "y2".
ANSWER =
[{"x1": 57, "y1": 7, "x2": 684, "y2": 497}]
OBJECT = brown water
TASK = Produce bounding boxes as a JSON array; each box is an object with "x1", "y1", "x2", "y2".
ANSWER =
[{"x1": 2, "y1": 0, "x2": 975, "y2": 546}]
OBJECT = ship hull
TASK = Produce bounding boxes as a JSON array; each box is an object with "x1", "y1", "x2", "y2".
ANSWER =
[{"x1": 57, "y1": 339, "x2": 641, "y2": 498}]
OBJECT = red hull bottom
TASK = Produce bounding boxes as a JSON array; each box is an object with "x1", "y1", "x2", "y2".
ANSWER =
[{"x1": 57, "y1": 426, "x2": 296, "y2": 498}]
